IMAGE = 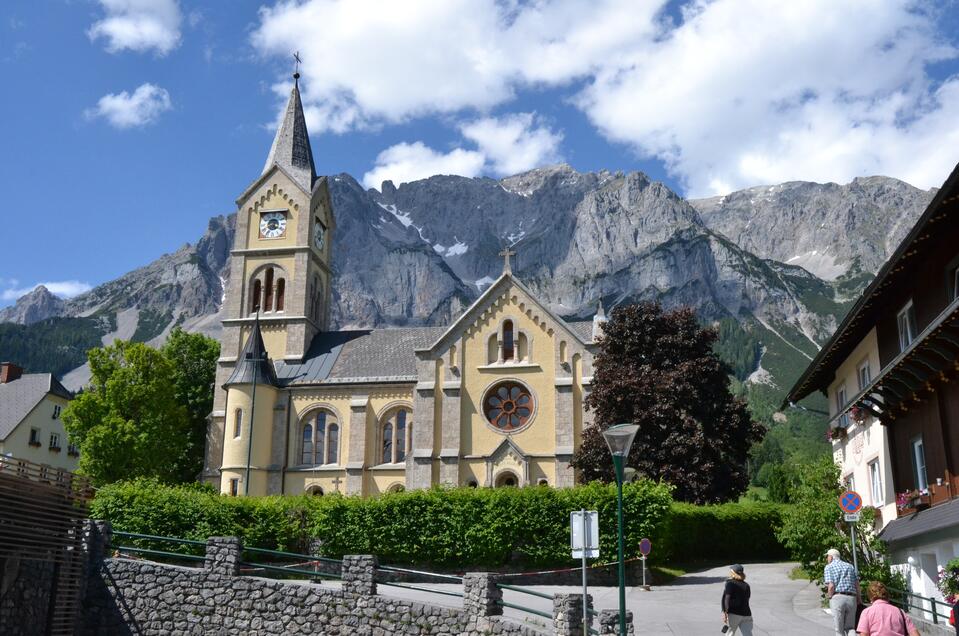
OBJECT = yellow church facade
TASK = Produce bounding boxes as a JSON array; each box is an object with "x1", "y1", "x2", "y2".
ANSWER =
[{"x1": 201, "y1": 76, "x2": 603, "y2": 497}]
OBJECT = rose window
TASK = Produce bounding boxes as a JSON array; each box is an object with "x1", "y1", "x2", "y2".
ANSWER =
[{"x1": 483, "y1": 381, "x2": 534, "y2": 431}]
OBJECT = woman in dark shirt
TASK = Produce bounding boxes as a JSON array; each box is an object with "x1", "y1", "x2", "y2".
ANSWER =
[{"x1": 722, "y1": 564, "x2": 753, "y2": 635}]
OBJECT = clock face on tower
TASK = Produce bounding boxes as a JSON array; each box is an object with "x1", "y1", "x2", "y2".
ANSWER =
[
  {"x1": 313, "y1": 221, "x2": 326, "y2": 250},
  {"x1": 259, "y1": 211, "x2": 287, "y2": 239}
]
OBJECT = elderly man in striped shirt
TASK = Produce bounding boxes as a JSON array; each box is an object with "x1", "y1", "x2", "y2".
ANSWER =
[{"x1": 824, "y1": 548, "x2": 860, "y2": 636}]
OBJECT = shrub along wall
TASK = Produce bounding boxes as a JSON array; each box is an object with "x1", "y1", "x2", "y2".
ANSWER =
[
  {"x1": 657, "y1": 502, "x2": 789, "y2": 564},
  {"x1": 91, "y1": 479, "x2": 673, "y2": 570},
  {"x1": 91, "y1": 480, "x2": 787, "y2": 570}
]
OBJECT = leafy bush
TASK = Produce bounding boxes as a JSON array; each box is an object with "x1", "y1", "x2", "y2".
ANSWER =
[
  {"x1": 657, "y1": 502, "x2": 788, "y2": 564},
  {"x1": 92, "y1": 479, "x2": 673, "y2": 569}
]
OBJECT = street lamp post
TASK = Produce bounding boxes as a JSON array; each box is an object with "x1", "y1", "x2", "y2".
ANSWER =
[{"x1": 603, "y1": 423, "x2": 639, "y2": 636}]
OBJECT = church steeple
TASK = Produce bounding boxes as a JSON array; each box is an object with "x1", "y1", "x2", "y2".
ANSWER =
[{"x1": 262, "y1": 72, "x2": 316, "y2": 193}]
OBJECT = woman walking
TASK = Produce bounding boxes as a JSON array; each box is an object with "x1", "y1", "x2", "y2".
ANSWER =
[
  {"x1": 722, "y1": 564, "x2": 753, "y2": 635},
  {"x1": 856, "y1": 581, "x2": 919, "y2": 636}
]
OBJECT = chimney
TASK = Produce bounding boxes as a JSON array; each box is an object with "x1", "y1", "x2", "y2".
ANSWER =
[{"x1": 0, "y1": 362, "x2": 23, "y2": 383}]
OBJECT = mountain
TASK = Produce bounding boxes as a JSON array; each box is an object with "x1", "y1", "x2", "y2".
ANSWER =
[
  {"x1": 690, "y1": 176, "x2": 935, "y2": 282},
  {"x1": 0, "y1": 168, "x2": 934, "y2": 401},
  {"x1": 0, "y1": 285, "x2": 65, "y2": 324}
]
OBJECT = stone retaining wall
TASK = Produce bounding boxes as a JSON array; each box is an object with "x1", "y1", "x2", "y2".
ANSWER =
[{"x1": 81, "y1": 523, "x2": 634, "y2": 636}]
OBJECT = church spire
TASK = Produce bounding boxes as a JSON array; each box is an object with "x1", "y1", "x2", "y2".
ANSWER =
[
  {"x1": 592, "y1": 299, "x2": 608, "y2": 341},
  {"x1": 262, "y1": 61, "x2": 316, "y2": 193},
  {"x1": 223, "y1": 314, "x2": 278, "y2": 388}
]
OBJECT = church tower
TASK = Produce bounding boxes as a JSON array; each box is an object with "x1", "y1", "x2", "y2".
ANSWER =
[{"x1": 202, "y1": 71, "x2": 334, "y2": 490}]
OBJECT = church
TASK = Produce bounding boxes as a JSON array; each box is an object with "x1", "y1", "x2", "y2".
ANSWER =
[{"x1": 201, "y1": 74, "x2": 605, "y2": 497}]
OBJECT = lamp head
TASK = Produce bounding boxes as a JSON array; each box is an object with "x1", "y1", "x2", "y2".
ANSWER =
[{"x1": 602, "y1": 423, "x2": 639, "y2": 457}]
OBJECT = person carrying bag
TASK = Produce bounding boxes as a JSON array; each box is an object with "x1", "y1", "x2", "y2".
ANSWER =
[{"x1": 856, "y1": 581, "x2": 920, "y2": 636}]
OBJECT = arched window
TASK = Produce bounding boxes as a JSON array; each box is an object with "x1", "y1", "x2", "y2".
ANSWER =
[
  {"x1": 382, "y1": 422, "x2": 393, "y2": 464},
  {"x1": 307, "y1": 485, "x2": 324, "y2": 496},
  {"x1": 251, "y1": 279, "x2": 262, "y2": 313},
  {"x1": 299, "y1": 410, "x2": 338, "y2": 465},
  {"x1": 381, "y1": 408, "x2": 412, "y2": 464},
  {"x1": 264, "y1": 268, "x2": 275, "y2": 311},
  {"x1": 326, "y1": 423, "x2": 339, "y2": 464},
  {"x1": 396, "y1": 410, "x2": 407, "y2": 462},
  {"x1": 503, "y1": 320, "x2": 514, "y2": 360},
  {"x1": 559, "y1": 341, "x2": 568, "y2": 364},
  {"x1": 275, "y1": 278, "x2": 285, "y2": 312},
  {"x1": 301, "y1": 422, "x2": 313, "y2": 465},
  {"x1": 233, "y1": 408, "x2": 243, "y2": 439},
  {"x1": 387, "y1": 484, "x2": 405, "y2": 494}
]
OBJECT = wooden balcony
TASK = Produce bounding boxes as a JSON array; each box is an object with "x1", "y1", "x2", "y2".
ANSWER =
[{"x1": 897, "y1": 470, "x2": 959, "y2": 517}]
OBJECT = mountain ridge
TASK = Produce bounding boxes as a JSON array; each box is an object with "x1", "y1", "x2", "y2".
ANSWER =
[{"x1": 0, "y1": 168, "x2": 935, "y2": 401}]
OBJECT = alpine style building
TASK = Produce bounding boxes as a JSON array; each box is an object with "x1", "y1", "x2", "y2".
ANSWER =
[{"x1": 201, "y1": 75, "x2": 604, "y2": 497}]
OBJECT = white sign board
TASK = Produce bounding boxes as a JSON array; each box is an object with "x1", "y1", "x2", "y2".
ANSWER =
[
  {"x1": 844, "y1": 512, "x2": 861, "y2": 522},
  {"x1": 570, "y1": 510, "x2": 599, "y2": 559}
]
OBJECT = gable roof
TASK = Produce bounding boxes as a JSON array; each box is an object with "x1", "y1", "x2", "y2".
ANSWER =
[
  {"x1": 420, "y1": 272, "x2": 594, "y2": 355},
  {"x1": 0, "y1": 374, "x2": 72, "y2": 441},
  {"x1": 276, "y1": 326, "x2": 445, "y2": 386}
]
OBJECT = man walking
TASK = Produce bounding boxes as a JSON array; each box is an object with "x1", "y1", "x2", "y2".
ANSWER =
[{"x1": 824, "y1": 548, "x2": 859, "y2": 636}]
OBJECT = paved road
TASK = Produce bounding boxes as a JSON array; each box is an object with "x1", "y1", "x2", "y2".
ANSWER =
[{"x1": 372, "y1": 562, "x2": 835, "y2": 635}]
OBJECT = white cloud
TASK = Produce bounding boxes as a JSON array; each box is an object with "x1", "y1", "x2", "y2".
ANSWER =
[
  {"x1": 363, "y1": 113, "x2": 562, "y2": 187},
  {"x1": 253, "y1": 0, "x2": 959, "y2": 195},
  {"x1": 251, "y1": 0, "x2": 659, "y2": 133},
  {"x1": 88, "y1": 0, "x2": 182, "y2": 56},
  {"x1": 460, "y1": 113, "x2": 563, "y2": 176},
  {"x1": 85, "y1": 83, "x2": 172, "y2": 129},
  {"x1": 362, "y1": 142, "x2": 485, "y2": 189},
  {"x1": 1, "y1": 281, "x2": 92, "y2": 302}
]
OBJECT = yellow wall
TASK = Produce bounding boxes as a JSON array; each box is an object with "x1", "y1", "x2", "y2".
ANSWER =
[
  {"x1": 219, "y1": 384, "x2": 279, "y2": 495},
  {"x1": 0, "y1": 393, "x2": 77, "y2": 472},
  {"x1": 459, "y1": 289, "x2": 558, "y2": 458},
  {"x1": 242, "y1": 174, "x2": 304, "y2": 250}
]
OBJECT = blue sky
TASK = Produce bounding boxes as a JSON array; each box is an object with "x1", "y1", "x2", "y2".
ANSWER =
[{"x1": 2, "y1": 0, "x2": 959, "y2": 307}]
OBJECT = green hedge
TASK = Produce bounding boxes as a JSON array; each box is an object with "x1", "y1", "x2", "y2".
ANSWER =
[
  {"x1": 92, "y1": 480, "x2": 788, "y2": 569},
  {"x1": 91, "y1": 479, "x2": 673, "y2": 569},
  {"x1": 657, "y1": 502, "x2": 788, "y2": 564}
]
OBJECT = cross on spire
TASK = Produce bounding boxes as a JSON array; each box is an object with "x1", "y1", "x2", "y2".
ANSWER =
[
  {"x1": 499, "y1": 246, "x2": 516, "y2": 274},
  {"x1": 293, "y1": 51, "x2": 302, "y2": 80}
]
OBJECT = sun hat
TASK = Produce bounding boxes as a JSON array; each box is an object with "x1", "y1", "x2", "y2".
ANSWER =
[
  {"x1": 826, "y1": 548, "x2": 841, "y2": 558},
  {"x1": 730, "y1": 564, "x2": 744, "y2": 575}
]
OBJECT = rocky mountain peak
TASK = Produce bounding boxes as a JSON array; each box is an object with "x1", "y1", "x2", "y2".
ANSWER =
[{"x1": 0, "y1": 284, "x2": 66, "y2": 325}]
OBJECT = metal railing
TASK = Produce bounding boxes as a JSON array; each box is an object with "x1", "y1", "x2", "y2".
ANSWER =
[
  {"x1": 888, "y1": 586, "x2": 953, "y2": 625},
  {"x1": 495, "y1": 583, "x2": 553, "y2": 621},
  {"x1": 375, "y1": 564, "x2": 464, "y2": 600},
  {"x1": 240, "y1": 546, "x2": 341, "y2": 580},
  {"x1": 111, "y1": 531, "x2": 206, "y2": 565}
]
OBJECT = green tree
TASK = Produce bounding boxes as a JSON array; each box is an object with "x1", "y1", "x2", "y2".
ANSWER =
[
  {"x1": 776, "y1": 456, "x2": 904, "y2": 591},
  {"x1": 571, "y1": 302, "x2": 765, "y2": 503},
  {"x1": 62, "y1": 330, "x2": 219, "y2": 486},
  {"x1": 161, "y1": 328, "x2": 220, "y2": 482}
]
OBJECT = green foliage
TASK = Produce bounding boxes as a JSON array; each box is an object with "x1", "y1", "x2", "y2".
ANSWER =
[
  {"x1": 0, "y1": 316, "x2": 108, "y2": 377},
  {"x1": 132, "y1": 309, "x2": 174, "y2": 343},
  {"x1": 938, "y1": 557, "x2": 959, "y2": 603},
  {"x1": 93, "y1": 479, "x2": 674, "y2": 569},
  {"x1": 574, "y1": 302, "x2": 764, "y2": 504},
  {"x1": 62, "y1": 332, "x2": 218, "y2": 486},
  {"x1": 658, "y1": 502, "x2": 788, "y2": 563},
  {"x1": 712, "y1": 317, "x2": 762, "y2": 381},
  {"x1": 160, "y1": 329, "x2": 220, "y2": 481},
  {"x1": 775, "y1": 457, "x2": 904, "y2": 592}
]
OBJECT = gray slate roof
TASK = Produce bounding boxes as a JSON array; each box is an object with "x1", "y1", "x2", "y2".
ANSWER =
[
  {"x1": 262, "y1": 79, "x2": 316, "y2": 193},
  {"x1": 225, "y1": 320, "x2": 279, "y2": 387},
  {"x1": 276, "y1": 320, "x2": 594, "y2": 387},
  {"x1": 566, "y1": 320, "x2": 595, "y2": 343},
  {"x1": 277, "y1": 327, "x2": 445, "y2": 385},
  {"x1": 0, "y1": 374, "x2": 71, "y2": 440},
  {"x1": 879, "y1": 498, "x2": 959, "y2": 544}
]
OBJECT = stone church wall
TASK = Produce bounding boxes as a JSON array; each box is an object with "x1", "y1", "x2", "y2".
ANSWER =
[
  {"x1": 80, "y1": 523, "x2": 626, "y2": 636},
  {"x1": 0, "y1": 556, "x2": 55, "y2": 636}
]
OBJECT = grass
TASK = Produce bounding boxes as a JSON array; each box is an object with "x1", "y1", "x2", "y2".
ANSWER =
[{"x1": 788, "y1": 565, "x2": 812, "y2": 581}]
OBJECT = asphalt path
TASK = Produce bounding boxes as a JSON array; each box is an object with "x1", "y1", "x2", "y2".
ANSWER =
[{"x1": 370, "y1": 562, "x2": 836, "y2": 635}]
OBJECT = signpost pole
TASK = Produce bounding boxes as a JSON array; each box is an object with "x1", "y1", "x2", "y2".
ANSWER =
[
  {"x1": 850, "y1": 523, "x2": 859, "y2": 573},
  {"x1": 581, "y1": 509, "x2": 588, "y2": 633},
  {"x1": 641, "y1": 555, "x2": 646, "y2": 588}
]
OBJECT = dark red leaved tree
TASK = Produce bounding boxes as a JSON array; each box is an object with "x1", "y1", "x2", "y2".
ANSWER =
[{"x1": 572, "y1": 302, "x2": 764, "y2": 503}]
